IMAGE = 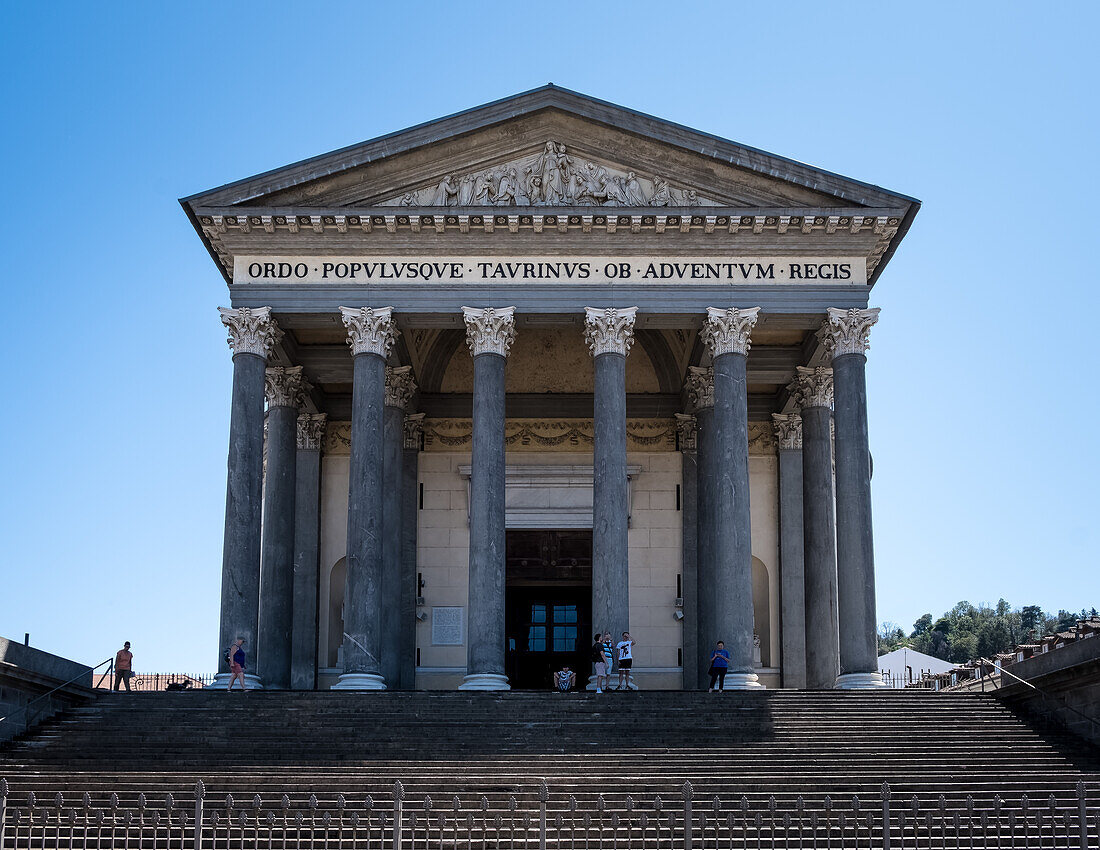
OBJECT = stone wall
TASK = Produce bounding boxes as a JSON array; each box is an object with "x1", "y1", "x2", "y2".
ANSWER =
[{"x1": 0, "y1": 638, "x2": 94, "y2": 742}]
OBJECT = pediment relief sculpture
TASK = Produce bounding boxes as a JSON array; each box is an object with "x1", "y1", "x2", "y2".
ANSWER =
[{"x1": 382, "y1": 141, "x2": 717, "y2": 208}]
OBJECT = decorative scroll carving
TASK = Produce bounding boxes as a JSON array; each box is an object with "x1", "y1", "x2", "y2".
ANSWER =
[
  {"x1": 462, "y1": 306, "x2": 516, "y2": 357},
  {"x1": 296, "y1": 413, "x2": 327, "y2": 451},
  {"x1": 675, "y1": 413, "x2": 697, "y2": 452},
  {"x1": 380, "y1": 140, "x2": 717, "y2": 207},
  {"x1": 748, "y1": 422, "x2": 777, "y2": 453},
  {"x1": 339, "y1": 306, "x2": 398, "y2": 358},
  {"x1": 384, "y1": 366, "x2": 417, "y2": 410},
  {"x1": 218, "y1": 306, "x2": 282, "y2": 359},
  {"x1": 824, "y1": 307, "x2": 881, "y2": 357},
  {"x1": 264, "y1": 366, "x2": 305, "y2": 409},
  {"x1": 583, "y1": 307, "x2": 637, "y2": 357},
  {"x1": 790, "y1": 366, "x2": 834, "y2": 409},
  {"x1": 403, "y1": 412, "x2": 425, "y2": 451},
  {"x1": 771, "y1": 413, "x2": 803, "y2": 451},
  {"x1": 685, "y1": 366, "x2": 714, "y2": 411},
  {"x1": 701, "y1": 307, "x2": 761, "y2": 358}
]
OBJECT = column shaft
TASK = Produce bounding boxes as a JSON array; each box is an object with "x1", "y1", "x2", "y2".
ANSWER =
[
  {"x1": 592, "y1": 351, "x2": 629, "y2": 642},
  {"x1": 695, "y1": 406, "x2": 717, "y2": 687},
  {"x1": 777, "y1": 446, "x2": 807, "y2": 688},
  {"x1": 834, "y1": 353, "x2": 880, "y2": 685},
  {"x1": 462, "y1": 353, "x2": 509, "y2": 688},
  {"x1": 290, "y1": 421, "x2": 322, "y2": 691},
  {"x1": 380, "y1": 403, "x2": 404, "y2": 688},
  {"x1": 337, "y1": 352, "x2": 387, "y2": 688},
  {"x1": 679, "y1": 432, "x2": 699, "y2": 691},
  {"x1": 218, "y1": 352, "x2": 266, "y2": 685},
  {"x1": 399, "y1": 432, "x2": 421, "y2": 689},
  {"x1": 802, "y1": 404, "x2": 839, "y2": 689},
  {"x1": 712, "y1": 352, "x2": 759, "y2": 683}
]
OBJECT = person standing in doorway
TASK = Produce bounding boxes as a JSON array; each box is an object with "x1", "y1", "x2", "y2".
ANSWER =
[
  {"x1": 708, "y1": 640, "x2": 730, "y2": 692},
  {"x1": 113, "y1": 642, "x2": 133, "y2": 692},
  {"x1": 227, "y1": 637, "x2": 248, "y2": 692},
  {"x1": 616, "y1": 632, "x2": 635, "y2": 690},
  {"x1": 590, "y1": 633, "x2": 608, "y2": 693}
]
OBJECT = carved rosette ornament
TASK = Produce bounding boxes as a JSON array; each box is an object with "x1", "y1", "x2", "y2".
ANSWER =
[
  {"x1": 339, "y1": 306, "x2": 398, "y2": 358},
  {"x1": 771, "y1": 413, "x2": 803, "y2": 451},
  {"x1": 674, "y1": 413, "x2": 697, "y2": 452},
  {"x1": 462, "y1": 306, "x2": 517, "y2": 357},
  {"x1": 701, "y1": 307, "x2": 761, "y2": 357},
  {"x1": 264, "y1": 366, "x2": 305, "y2": 409},
  {"x1": 790, "y1": 366, "x2": 834, "y2": 410},
  {"x1": 384, "y1": 366, "x2": 417, "y2": 410},
  {"x1": 685, "y1": 366, "x2": 715, "y2": 411},
  {"x1": 583, "y1": 307, "x2": 638, "y2": 357},
  {"x1": 824, "y1": 307, "x2": 881, "y2": 357},
  {"x1": 218, "y1": 306, "x2": 283, "y2": 359},
  {"x1": 296, "y1": 413, "x2": 327, "y2": 451},
  {"x1": 403, "y1": 412, "x2": 425, "y2": 451}
]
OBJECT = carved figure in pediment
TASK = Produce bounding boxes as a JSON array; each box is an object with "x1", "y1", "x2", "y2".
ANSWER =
[
  {"x1": 475, "y1": 171, "x2": 495, "y2": 205},
  {"x1": 532, "y1": 141, "x2": 568, "y2": 205},
  {"x1": 457, "y1": 174, "x2": 476, "y2": 206},
  {"x1": 603, "y1": 174, "x2": 629, "y2": 206},
  {"x1": 431, "y1": 175, "x2": 459, "y2": 206},
  {"x1": 624, "y1": 171, "x2": 649, "y2": 206},
  {"x1": 399, "y1": 191, "x2": 419, "y2": 206},
  {"x1": 575, "y1": 161, "x2": 607, "y2": 205},
  {"x1": 494, "y1": 168, "x2": 519, "y2": 206},
  {"x1": 650, "y1": 175, "x2": 674, "y2": 206},
  {"x1": 682, "y1": 189, "x2": 699, "y2": 207}
]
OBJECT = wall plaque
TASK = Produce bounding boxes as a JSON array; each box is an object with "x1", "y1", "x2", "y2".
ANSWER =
[{"x1": 431, "y1": 607, "x2": 464, "y2": 646}]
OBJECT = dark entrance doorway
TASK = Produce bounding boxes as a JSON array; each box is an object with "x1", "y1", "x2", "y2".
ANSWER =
[{"x1": 505, "y1": 530, "x2": 592, "y2": 689}]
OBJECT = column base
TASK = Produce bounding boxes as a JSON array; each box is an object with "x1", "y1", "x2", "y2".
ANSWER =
[
  {"x1": 723, "y1": 672, "x2": 766, "y2": 690},
  {"x1": 459, "y1": 673, "x2": 511, "y2": 691},
  {"x1": 585, "y1": 672, "x2": 639, "y2": 691},
  {"x1": 332, "y1": 672, "x2": 387, "y2": 690},
  {"x1": 835, "y1": 671, "x2": 889, "y2": 689},
  {"x1": 211, "y1": 672, "x2": 264, "y2": 691}
]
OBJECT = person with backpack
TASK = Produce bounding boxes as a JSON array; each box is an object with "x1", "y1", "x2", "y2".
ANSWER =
[{"x1": 226, "y1": 637, "x2": 248, "y2": 691}]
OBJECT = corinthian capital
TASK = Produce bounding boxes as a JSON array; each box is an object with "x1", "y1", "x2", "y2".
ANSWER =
[
  {"x1": 674, "y1": 413, "x2": 697, "y2": 451},
  {"x1": 790, "y1": 366, "x2": 834, "y2": 409},
  {"x1": 685, "y1": 366, "x2": 714, "y2": 411},
  {"x1": 296, "y1": 413, "x2": 327, "y2": 450},
  {"x1": 403, "y1": 412, "x2": 425, "y2": 450},
  {"x1": 219, "y1": 306, "x2": 283, "y2": 359},
  {"x1": 702, "y1": 307, "x2": 761, "y2": 358},
  {"x1": 385, "y1": 365, "x2": 417, "y2": 410},
  {"x1": 339, "y1": 306, "x2": 398, "y2": 358},
  {"x1": 771, "y1": 413, "x2": 803, "y2": 450},
  {"x1": 265, "y1": 366, "x2": 306, "y2": 408},
  {"x1": 462, "y1": 306, "x2": 516, "y2": 357},
  {"x1": 824, "y1": 307, "x2": 881, "y2": 357},
  {"x1": 583, "y1": 307, "x2": 638, "y2": 357}
]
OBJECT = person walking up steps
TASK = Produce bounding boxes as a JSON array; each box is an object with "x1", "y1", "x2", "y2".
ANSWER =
[
  {"x1": 226, "y1": 637, "x2": 248, "y2": 691},
  {"x1": 616, "y1": 632, "x2": 635, "y2": 690},
  {"x1": 113, "y1": 642, "x2": 133, "y2": 692},
  {"x1": 708, "y1": 640, "x2": 730, "y2": 692}
]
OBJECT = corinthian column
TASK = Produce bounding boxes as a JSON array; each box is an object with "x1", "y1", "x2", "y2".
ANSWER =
[
  {"x1": 701, "y1": 307, "x2": 764, "y2": 688},
  {"x1": 381, "y1": 365, "x2": 416, "y2": 689},
  {"x1": 825, "y1": 307, "x2": 887, "y2": 688},
  {"x1": 685, "y1": 366, "x2": 716, "y2": 689},
  {"x1": 333, "y1": 307, "x2": 397, "y2": 690},
  {"x1": 584, "y1": 307, "x2": 637, "y2": 676},
  {"x1": 791, "y1": 366, "x2": 839, "y2": 689},
  {"x1": 459, "y1": 307, "x2": 516, "y2": 690},
  {"x1": 216, "y1": 307, "x2": 282, "y2": 688},
  {"x1": 772, "y1": 413, "x2": 807, "y2": 689},
  {"x1": 291, "y1": 412, "x2": 326, "y2": 690},
  {"x1": 257, "y1": 366, "x2": 305, "y2": 689}
]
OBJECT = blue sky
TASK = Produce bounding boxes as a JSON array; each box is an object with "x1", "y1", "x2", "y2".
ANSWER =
[{"x1": 1, "y1": 4, "x2": 1096, "y2": 673}]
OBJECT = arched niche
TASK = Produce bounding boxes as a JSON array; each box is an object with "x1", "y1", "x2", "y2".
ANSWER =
[
  {"x1": 752, "y1": 557, "x2": 771, "y2": 667},
  {"x1": 327, "y1": 557, "x2": 347, "y2": 668}
]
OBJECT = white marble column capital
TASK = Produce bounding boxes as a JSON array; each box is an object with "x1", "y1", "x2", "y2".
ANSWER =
[
  {"x1": 685, "y1": 366, "x2": 714, "y2": 411},
  {"x1": 791, "y1": 366, "x2": 834, "y2": 410},
  {"x1": 583, "y1": 307, "x2": 638, "y2": 357},
  {"x1": 296, "y1": 413, "x2": 327, "y2": 451},
  {"x1": 219, "y1": 306, "x2": 283, "y2": 359},
  {"x1": 264, "y1": 366, "x2": 306, "y2": 409},
  {"x1": 824, "y1": 307, "x2": 881, "y2": 357},
  {"x1": 462, "y1": 306, "x2": 516, "y2": 357},
  {"x1": 340, "y1": 306, "x2": 399, "y2": 358},
  {"x1": 702, "y1": 307, "x2": 761, "y2": 358},
  {"x1": 384, "y1": 365, "x2": 417, "y2": 410},
  {"x1": 771, "y1": 413, "x2": 803, "y2": 451}
]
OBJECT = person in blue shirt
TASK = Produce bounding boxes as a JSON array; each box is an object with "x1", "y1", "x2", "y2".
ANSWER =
[
  {"x1": 708, "y1": 640, "x2": 730, "y2": 692},
  {"x1": 227, "y1": 637, "x2": 248, "y2": 692}
]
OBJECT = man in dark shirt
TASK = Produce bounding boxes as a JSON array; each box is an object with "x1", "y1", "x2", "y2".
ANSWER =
[{"x1": 590, "y1": 633, "x2": 608, "y2": 693}]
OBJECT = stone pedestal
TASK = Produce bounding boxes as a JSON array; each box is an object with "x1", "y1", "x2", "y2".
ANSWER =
[
  {"x1": 214, "y1": 307, "x2": 281, "y2": 689},
  {"x1": 459, "y1": 307, "x2": 515, "y2": 691}
]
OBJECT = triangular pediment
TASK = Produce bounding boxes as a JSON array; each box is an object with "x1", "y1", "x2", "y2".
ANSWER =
[{"x1": 182, "y1": 86, "x2": 918, "y2": 213}]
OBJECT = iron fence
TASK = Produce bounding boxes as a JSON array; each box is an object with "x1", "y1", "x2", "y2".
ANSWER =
[
  {"x1": 0, "y1": 778, "x2": 1094, "y2": 848},
  {"x1": 92, "y1": 673, "x2": 217, "y2": 692}
]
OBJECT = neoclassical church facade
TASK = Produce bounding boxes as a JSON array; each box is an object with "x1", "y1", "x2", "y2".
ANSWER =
[{"x1": 182, "y1": 87, "x2": 919, "y2": 691}]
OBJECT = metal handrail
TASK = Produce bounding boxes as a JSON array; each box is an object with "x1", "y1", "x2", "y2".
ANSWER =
[
  {"x1": 984, "y1": 656, "x2": 1100, "y2": 736},
  {"x1": 0, "y1": 657, "x2": 112, "y2": 728}
]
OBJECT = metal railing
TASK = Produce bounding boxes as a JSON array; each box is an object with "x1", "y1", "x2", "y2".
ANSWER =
[
  {"x1": 0, "y1": 778, "x2": 1094, "y2": 849},
  {"x1": 91, "y1": 672, "x2": 217, "y2": 692},
  {"x1": 0, "y1": 657, "x2": 109, "y2": 733}
]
